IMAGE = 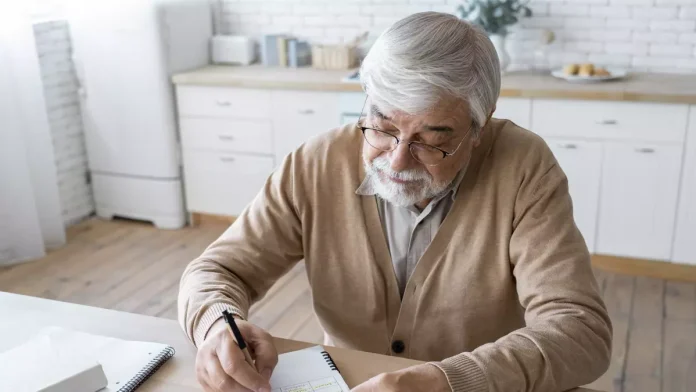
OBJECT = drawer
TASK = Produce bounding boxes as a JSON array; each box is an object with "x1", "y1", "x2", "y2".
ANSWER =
[
  {"x1": 179, "y1": 118, "x2": 272, "y2": 155},
  {"x1": 272, "y1": 90, "x2": 339, "y2": 122},
  {"x1": 531, "y1": 99, "x2": 688, "y2": 143},
  {"x1": 176, "y1": 86, "x2": 271, "y2": 119},
  {"x1": 182, "y1": 151, "x2": 275, "y2": 216}
]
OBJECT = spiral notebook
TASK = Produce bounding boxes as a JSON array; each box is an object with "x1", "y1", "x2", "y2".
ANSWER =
[
  {"x1": 0, "y1": 326, "x2": 174, "y2": 392},
  {"x1": 270, "y1": 345, "x2": 350, "y2": 392}
]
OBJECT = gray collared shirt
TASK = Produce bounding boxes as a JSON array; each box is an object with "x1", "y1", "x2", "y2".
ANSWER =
[{"x1": 356, "y1": 169, "x2": 467, "y2": 297}]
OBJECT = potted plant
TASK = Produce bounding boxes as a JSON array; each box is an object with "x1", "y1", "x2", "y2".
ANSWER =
[{"x1": 457, "y1": 0, "x2": 533, "y2": 72}]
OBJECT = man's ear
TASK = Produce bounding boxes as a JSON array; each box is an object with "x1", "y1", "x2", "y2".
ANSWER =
[
  {"x1": 479, "y1": 111, "x2": 495, "y2": 133},
  {"x1": 472, "y1": 111, "x2": 494, "y2": 148},
  {"x1": 485, "y1": 109, "x2": 494, "y2": 126}
]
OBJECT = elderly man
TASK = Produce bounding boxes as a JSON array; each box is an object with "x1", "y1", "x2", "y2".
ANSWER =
[{"x1": 178, "y1": 11, "x2": 612, "y2": 392}]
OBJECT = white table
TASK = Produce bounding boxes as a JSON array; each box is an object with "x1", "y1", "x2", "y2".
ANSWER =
[{"x1": 0, "y1": 292, "x2": 602, "y2": 391}]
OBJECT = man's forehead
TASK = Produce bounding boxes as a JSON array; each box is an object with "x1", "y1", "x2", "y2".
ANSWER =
[{"x1": 368, "y1": 98, "x2": 469, "y2": 124}]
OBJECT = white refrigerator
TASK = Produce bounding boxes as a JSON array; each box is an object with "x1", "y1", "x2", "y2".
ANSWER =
[{"x1": 67, "y1": 0, "x2": 213, "y2": 229}]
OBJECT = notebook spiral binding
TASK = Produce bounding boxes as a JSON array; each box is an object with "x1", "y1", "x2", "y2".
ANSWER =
[
  {"x1": 117, "y1": 346, "x2": 176, "y2": 392},
  {"x1": 320, "y1": 350, "x2": 339, "y2": 372}
]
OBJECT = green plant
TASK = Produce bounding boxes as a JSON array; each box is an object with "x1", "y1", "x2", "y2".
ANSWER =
[{"x1": 457, "y1": 0, "x2": 533, "y2": 37}]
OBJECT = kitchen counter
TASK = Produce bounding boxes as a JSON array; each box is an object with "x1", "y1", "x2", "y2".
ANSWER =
[{"x1": 172, "y1": 64, "x2": 696, "y2": 104}]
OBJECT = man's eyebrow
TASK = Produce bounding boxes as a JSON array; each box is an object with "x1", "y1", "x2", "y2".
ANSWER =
[
  {"x1": 370, "y1": 105, "x2": 390, "y2": 120},
  {"x1": 424, "y1": 125, "x2": 454, "y2": 133}
]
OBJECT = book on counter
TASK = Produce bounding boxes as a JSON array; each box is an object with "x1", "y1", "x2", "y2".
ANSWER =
[{"x1": 261, "y1": 34, "x2": 311, "y2": 68}]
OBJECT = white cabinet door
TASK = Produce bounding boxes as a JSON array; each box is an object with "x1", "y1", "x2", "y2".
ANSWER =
[
  {"x1": 673, "y1": 106, "x2": 696, "y2": 264},
  {"x1": 182, "y1": 151, "x2": 275, "y2": 216},
  {"x1": 596, "y1": 142, "x2": 683, "y2": 261},
  {"x1": 271, "y1": 90, "x2": 340, "y2": 164},
  {"x1": 494, "y1": 98, "x2": 531, "y2": 129},
  {"x1": 545, "y1": 138, "x2": 602, "y2": 252}
]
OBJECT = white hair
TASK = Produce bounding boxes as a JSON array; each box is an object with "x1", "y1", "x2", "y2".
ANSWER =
[{"x1": 359, "y1": 11, "x2": 501, "y2": 131}]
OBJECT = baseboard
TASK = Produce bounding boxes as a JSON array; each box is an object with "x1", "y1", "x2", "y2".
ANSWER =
[
  {"x1": 592, "y1": 254, "x2": 696, "y2": 283},
  {"x1": 190, "y1": 212, "x2": 237, "y2": 227}
]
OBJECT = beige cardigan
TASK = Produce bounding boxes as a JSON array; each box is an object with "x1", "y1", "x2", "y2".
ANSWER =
[{"x1": 178, "y1": 119, "x2": 612, "y2": 392}]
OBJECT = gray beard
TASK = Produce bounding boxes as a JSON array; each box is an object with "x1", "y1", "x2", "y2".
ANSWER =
[{"x1": 362, "y1": 166, "x2": 452, "y2": 208}]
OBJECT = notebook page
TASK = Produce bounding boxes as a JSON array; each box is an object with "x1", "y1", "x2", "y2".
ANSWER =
[{"x1": 269, "y1": 346, "x2": 350, "y2": 392}]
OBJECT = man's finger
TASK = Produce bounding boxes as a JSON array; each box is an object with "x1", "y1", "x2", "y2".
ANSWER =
[
  {"x1": 217, "y1": 335, "x2": 271, "y2": 392},
  {"x1": 249, "y1": 330, "x2": 278, "y2": 380}
]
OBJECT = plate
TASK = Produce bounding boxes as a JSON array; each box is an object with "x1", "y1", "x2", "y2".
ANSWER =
[{"x1": 551, "y1": 67, "x2": 628, "y2": 83}]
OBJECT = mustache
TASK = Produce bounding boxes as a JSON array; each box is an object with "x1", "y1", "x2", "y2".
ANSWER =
[{"x1": 369, "y1": 156, "x2": 431, "y2": 182}]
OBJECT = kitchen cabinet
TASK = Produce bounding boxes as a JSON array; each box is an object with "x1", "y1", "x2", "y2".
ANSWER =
[
  {"x1": 596, "y1": 142, "x2": 683, "y2": 261},
  {"x1": 673, "y1": 105, "x2": 696, "y2": 265},
  {"x1": 494, "y1": 98, "x2": 531, "y2": 129},
  {"x1": 532, "y1": 99, "x2": 688, "y2": 143},
  {"x1": 545, "y1": 138, "x2": 602, "y2": 252},
  {"x1": 176, "y1": 86, "x2": 277, "y2": 216},
  {"x1": 182, "y1": 151, "x2": 275, "y2": 216},
  {"x1": 272, "y1": 90, "x2": 339, "y2": 164},
  {"x1": 177, "y1": 86, "x2": 342, "y2": 216}
]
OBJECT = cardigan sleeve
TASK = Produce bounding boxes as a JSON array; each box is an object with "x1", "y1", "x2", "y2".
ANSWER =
[
  {"x1": 434, "y1": 163, "x2": 612, "y2": 392},
  {"x1": 177, "y1": 153, "x2": 304, "y2": 347}
]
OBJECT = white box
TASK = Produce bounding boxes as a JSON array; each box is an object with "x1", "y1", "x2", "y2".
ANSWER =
[{"x1": 211, "y1": 35, "x2": 257, "y2": 65}]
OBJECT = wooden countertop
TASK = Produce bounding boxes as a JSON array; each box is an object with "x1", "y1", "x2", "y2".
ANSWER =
[
  {"x1": 0, "y1": 292, "x2": 602, "y2": 391},
  {"x1": 172, "y1": 64, "x2": 696, "y2": 104}
]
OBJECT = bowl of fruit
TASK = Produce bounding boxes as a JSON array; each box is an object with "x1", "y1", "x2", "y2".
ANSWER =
[{"x1": 551, "y1": 63, "x2": 627, "y2": 83}]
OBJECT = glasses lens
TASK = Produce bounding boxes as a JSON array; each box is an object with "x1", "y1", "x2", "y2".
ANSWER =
[
  {"x1": 364, "y1": 128, "x2": 397, "y2": 151},
  {"x1": 410, "y1": 143, "x2": 444, "y2": 165}
]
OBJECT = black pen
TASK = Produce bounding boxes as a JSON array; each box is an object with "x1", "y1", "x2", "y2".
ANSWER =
[{"x1": 222, "y1": 310, "x2": 256, "y2": 369}]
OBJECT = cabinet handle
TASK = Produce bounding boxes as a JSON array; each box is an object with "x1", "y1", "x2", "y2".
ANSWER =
[
  {"x1": 635, "y1": 147, "x2": 655, "y2": 153},
  {"x1": 219, "y1": 156, "x2": 235, "y2": 163},
  {"x1": 216, "y1": 100, "x2": 232, "y2": 107},
  {"x1": 596, "y1": 119, "x2": 617, "y2": 125},
  {"x1": 218, "y1": 135, "x2": 235, "y2": 141},
  {"x1": 557, "y1": 143, "x2": 578, "y2": 149},
  {"x1": 297, "y1": 109, "x2": 315, "y2": 115}
]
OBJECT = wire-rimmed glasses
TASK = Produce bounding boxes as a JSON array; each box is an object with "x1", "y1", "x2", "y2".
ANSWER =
[{"x1": 356, "y1": 97, "x2": 474, "y2": 167}]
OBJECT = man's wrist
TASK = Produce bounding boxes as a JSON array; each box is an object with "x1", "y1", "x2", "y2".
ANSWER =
[{"x1": 194, "y1": 303, "x2": 247, "y2": 346}]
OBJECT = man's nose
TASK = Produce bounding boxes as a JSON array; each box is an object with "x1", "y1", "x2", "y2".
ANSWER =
[{"x1": 388, "y1": 143, "x2": 413, "y2": 172}]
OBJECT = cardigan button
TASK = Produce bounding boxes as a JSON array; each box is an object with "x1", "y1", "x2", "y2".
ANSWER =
[{"x1": 391, "y1": 340, "x2": 405, "y2": 354}]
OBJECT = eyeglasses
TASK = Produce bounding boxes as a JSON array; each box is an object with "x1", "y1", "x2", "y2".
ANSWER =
[{"x1": 356, "y1": 96, "x2": 474, "y2": 167}]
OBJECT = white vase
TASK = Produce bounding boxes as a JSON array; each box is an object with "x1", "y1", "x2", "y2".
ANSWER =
[{"x1": 489, "y1": 34, "x2": 510, "y2": 73}]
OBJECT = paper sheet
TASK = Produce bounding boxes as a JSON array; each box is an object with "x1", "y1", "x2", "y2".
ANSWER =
[{"x1": 269, "y1": 346, "x2": 350, "y2": 392}]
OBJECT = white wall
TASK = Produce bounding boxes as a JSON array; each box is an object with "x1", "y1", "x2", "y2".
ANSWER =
[
  {"x1": 0, "y1": 49, "x2": 47, "y2": 264},
  {"x1": 33, "y1": 20, "x2": 95, "y2": 227},
  {"x1": 219, "y1": 0, "x2": 696, "y2": 74},
  {"x1": 0, "y1": 2, "x2": 66, "y2": 262}
]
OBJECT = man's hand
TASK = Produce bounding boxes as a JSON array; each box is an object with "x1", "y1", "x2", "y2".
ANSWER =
[
  {"x1": 195, "y1": 318, "x2": 278, "y2": 392},
  {"x1": 350, "y1": 363, "x2": 450, "y2": 392}
]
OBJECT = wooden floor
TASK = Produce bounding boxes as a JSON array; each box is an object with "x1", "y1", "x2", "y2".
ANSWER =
[{"x1": 1, "y1": 218, "x2": 695, "y2": 392}]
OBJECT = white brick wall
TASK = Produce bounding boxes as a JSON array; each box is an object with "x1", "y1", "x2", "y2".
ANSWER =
[
  {"x1": 33, "y1": 21, "x2": 95, "y2": 227},
  {"x1": 220, "y1": 0, "x2": 696, "y2": 74}
]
